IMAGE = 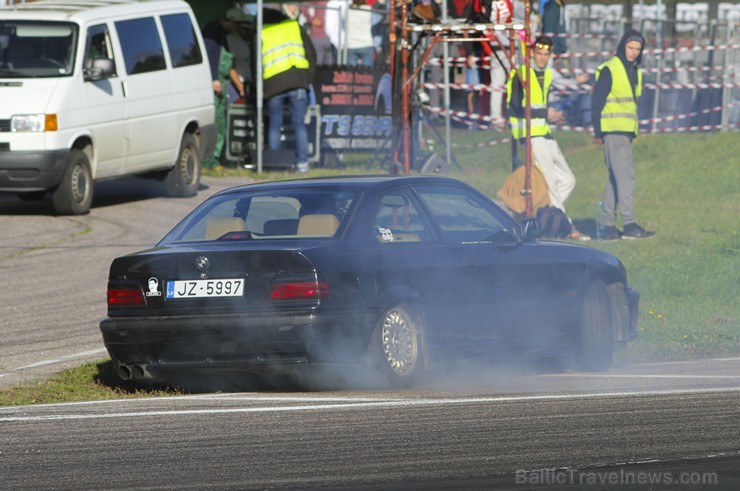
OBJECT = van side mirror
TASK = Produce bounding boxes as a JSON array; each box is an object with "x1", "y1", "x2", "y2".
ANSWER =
[
  {"x1": 520, "y1": 218, "x2": 540, "y2": 242},
  {"x1": 84, "y1": 58, "x2": 115, "y2": 81}
]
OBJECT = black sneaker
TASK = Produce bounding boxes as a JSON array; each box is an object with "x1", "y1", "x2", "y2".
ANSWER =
[
  {"x1": 602, "y1": 226, "x2": 621, "y2": 241},
  {"x1": 622, "y1": 223, "x2": 655, "y2": 239}
]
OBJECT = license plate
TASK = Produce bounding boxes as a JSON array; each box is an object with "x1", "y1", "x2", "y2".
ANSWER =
[{"x1": 166, "y1": 279, "x2": 244, "y2": 299}]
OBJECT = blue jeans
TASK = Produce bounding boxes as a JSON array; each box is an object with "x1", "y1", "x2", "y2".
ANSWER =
[
  {"x1": 347, "y1": 47, "x2": 375, "y2": 67},
  {"x1": 266, "y1": 88, "x2": 308, "y2": 164}
]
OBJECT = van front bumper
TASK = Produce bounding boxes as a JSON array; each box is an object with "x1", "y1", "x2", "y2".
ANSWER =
[{"x1": 0, "y1": 149, "x2": 69, "y2": 192}]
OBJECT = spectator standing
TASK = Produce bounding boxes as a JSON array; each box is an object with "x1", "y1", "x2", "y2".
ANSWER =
[
  {"x1": 591, "y1": 29, "x2": 654, "y2": 239},
  {"x1": 202, "y1": 8, "x2": 246, "y2": 167},
  {"x1": 346, "y1": 0, "x2": 375, "y2": 66},
  {"x1": 486, "y1": 30, "x2": 512, "y2": 129},
  {"x1": 225, "y1": 10, "x2": 253, "y2": 103},
  {"x1": 507, "y1": 35, "x2": 587, "y2": 240},
  {"x1": 371, "y1": 0, "x2": 389, "y2": 61},
  {"x1": 302, "y1": 1, "x2": 335, "y2": 65},
  {"x1": 539, "y1": 0, "x2": 567, "y2": 55},
  {"x1": 325, "y1": 0, "x2": 347, "y2": 64},
  {"x1": 465, "y1": 53, "x2": 480, "y2": 130},
  {"x1": 261, "y1": 8, "x2": 317, "y2": 173}
]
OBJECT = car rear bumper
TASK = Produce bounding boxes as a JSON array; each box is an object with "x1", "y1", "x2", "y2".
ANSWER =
[
  {"x1": 0, "y1": 149, "x2": 69, "y2": 191},
  {"x1": 100, "y1": 310, "x2": 377, "y2": 373}
]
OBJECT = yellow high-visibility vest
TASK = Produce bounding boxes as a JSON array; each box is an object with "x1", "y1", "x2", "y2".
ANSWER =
[
  {"x1": 596, "y1": 57, "x2": 642, "y2": 135},
  {"x1": 261, "y1": 20, "x2": 308, "y2": 80},
  {"x1": 506, "y1": 66, "x2": 553, "y2": 140}
]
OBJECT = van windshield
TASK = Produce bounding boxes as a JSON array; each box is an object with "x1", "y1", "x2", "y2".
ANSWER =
[{"x1": 0, "y1": 21, "x2": 78, "y2": 78}]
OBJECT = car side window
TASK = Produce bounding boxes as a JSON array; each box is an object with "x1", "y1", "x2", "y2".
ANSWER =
[
  {"x1": 373, "y1": 191, "x2": 428, "y2": 243},
  {"x1": 84, "y1": 24, "x2": 116, "y2": 75},
  {"x1": 415, "y1": 185, "x2": 512, "y2": 245},
  {"x1": 115, "y1": 17, "x2": 166, "y2": 75},
  {"x1": 160, "y1": 13, "x2": 203, "y2": 68}
]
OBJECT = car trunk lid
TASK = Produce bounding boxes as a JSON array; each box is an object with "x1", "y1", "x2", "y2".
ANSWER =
[{"x1": 106, "y1": 245, "x2": 322, "y2": 316}]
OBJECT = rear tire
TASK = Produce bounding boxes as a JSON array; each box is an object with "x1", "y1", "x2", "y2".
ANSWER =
[
  {"x1": 51, "y1": 149, "x2": 93, "y2": 215},
  {"x1": 576, "y1": 279, "x2": 613, "y2": 371},
  {"x1": 164, "y1": 133, "x2": 200, "y2": 197},
  {"x1": 369, "y1": 303, "x2": 424, "y2": 387}
]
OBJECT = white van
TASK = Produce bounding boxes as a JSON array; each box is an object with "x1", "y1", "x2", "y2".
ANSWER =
[{"x1": 0, "y1": 0, "x2": 216, "y2": 214}]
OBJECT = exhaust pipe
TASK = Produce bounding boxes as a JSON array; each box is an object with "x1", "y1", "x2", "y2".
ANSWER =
[
  {"x1": 131, "y1": 364, "x2": 152, "y2": 380},
  {"x1": 117, "y1": 364, "x2": 132, "y2": 380}
]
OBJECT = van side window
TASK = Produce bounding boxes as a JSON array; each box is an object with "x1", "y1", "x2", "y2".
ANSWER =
[
  {"x1": 84, "y1": 24, "x2": 116, "y2": 75},
  {"x1": 115, "y1": 17, "x2": 166, "y2": 75},
  {"x1": 160, "y1": 13, "x2": 203, "y2": 68}
]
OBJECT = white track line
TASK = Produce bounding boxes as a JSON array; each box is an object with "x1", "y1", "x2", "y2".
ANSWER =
[{"x1": 1, "y1": 387, "x2": 738, "y2": 423}]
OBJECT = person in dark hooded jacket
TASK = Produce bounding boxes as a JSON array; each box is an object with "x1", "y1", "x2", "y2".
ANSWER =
[{"x1": 591, "y1": 29, "x2": 654, "y2": 240}]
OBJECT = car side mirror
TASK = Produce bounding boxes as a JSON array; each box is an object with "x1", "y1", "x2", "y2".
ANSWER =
[
  {"x1": 520, "y1": 218, "x2": 540, "y2": 241},
  {"x1": 84, "y1": 57, "x2": 115, "y2": 81}
]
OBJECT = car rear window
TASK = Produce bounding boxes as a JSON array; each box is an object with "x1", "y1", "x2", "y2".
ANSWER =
[{"x1": 163, "y1": 189, "x2": 358, "y2": 243}]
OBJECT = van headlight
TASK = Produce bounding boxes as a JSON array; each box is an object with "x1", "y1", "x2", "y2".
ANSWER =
[{"x1": 11, "y1": 114, "x2": 57, "y2": 132}]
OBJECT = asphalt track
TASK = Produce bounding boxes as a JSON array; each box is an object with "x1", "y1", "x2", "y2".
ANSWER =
[{"x1": 0, "y1": 363, "x2": 739, "y2": 489}]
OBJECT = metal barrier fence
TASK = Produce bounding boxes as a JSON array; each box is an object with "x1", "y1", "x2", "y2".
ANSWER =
[{"x1": 416, "y1": 9, "x2": 738, "y2": 137}]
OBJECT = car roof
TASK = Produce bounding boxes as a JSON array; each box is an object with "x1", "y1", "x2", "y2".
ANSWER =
[{"x1": 213, "y1": 175, "x2": 468, "y2": 197}]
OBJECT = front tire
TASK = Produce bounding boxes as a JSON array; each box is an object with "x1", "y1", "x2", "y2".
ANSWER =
[
  {"x1": 164, "y1": 133, "x2": 200, "y2": 197},
  {"x1": 51, "y1": 149, "x2": 93, "y2": 215},
  {"x1": 576, "y1": 279, "x2": 614, "y2": 371},
  {"x1": 369, "y1": 304, "x2": 424, "y2": 387}
]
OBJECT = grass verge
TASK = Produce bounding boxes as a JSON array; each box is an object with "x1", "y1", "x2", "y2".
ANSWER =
[{"x1": 0, "y1": 360, "x2": 179, "y2": 406}]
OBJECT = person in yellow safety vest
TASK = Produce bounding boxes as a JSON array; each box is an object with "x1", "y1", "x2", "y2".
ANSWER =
[
  {"x1": 261, "y1": 8, "x2": 316, "y2": 173},
  {"x1": 592, "y1": 29, "x2": 654, "y2": 240},
  {"x1": 506, "y1": 35, "x2": 589, "y2": 240}
]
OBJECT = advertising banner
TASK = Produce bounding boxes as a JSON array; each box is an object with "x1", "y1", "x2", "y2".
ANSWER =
[
  {"x1": 225, "y1": 65, "x2": 394, "y2": 166},
  {"x1": 313, "y1": 65, "x2": 393, "y2": 154}
]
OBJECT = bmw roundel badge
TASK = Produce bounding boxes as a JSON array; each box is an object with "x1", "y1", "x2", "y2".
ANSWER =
[{"x1": 196, "y1": 256, "x2": 209, "y2": 272}]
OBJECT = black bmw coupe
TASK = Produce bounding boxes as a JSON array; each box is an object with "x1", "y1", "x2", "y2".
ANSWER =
[{"x1": 100, "y1": 175, "x2": 639, "y2": 387}]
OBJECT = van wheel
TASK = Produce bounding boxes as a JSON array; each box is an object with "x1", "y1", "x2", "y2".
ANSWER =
[
  {"x1": 164, "y1": 133, "x2": 200, "y2": 197},
  {"x1": 51, "y1": 149, "x2": 93, "y2": 215}
]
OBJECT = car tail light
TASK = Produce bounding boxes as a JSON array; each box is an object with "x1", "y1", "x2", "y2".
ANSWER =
[
  {"x1": 269, "y1": 281, "x2": 330, "y2": 301},
  {"x1": 107, "y1": 288, "x2": 146, "y2": 307}
]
